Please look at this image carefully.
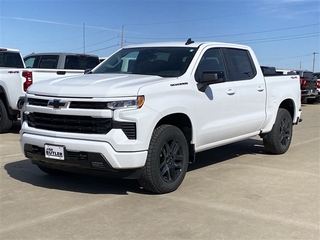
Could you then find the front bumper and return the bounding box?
[21,132,148,175]
[301,88,318,98]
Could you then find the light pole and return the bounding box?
[313,52,318,72]
[83,23,86,54]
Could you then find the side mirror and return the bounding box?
[197,71,225,92]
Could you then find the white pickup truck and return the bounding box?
[0,47,27,132]
[24,52,100,78]
[20,40,302,193]
[0,48,99,132]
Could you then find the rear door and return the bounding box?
[222,48,266,136]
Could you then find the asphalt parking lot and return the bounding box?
[0,103,319,240]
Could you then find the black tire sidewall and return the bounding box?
[263,108,293,154]
[0,99,13,133]
[276,109,292,153]
[144,125,189,193]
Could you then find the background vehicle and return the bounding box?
[261,66,278,76]
[0,49,100,133]
[0,47,26,132]
[275,68,296,75]
[313,72,320,96]
[24,52,100,82]
[295,70,318,104]
[276,68,318,104]
[24,52,99,70]
[20,41,302,193]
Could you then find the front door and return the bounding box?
[193,48,238,150]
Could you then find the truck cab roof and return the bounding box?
[123,41,250,50]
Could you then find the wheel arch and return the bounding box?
[0,86,10,113]
[0,86,18,118]
[261,98,297,136]
[0,85,8,104]
[155,113,195,163]
[279,98,295,121]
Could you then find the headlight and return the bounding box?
[107,96,145,110]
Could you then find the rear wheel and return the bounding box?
[0,99,13,133]
[139,125,189,194]
[263,108,293,154]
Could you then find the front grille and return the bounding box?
[28,98,49,106]
[26,112,136,139]
[27,112,112,134]
[70,101,108,109]
[28,98,108,110]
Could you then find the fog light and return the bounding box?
[91,162,105,169]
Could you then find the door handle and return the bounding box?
[227,89,236,95]
[257,86,264,92]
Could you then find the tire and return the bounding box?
[263,108,293,154]
[0,99,13,133]
[37,165,64,175]
[139,125,189,194]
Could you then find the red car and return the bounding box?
[313,72,320,95]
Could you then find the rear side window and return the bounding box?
[223,48,257,81]
[24,55,59,68]
[65,55,99,70]
[302,71,315,80]
[0,52,24,68]
[24,56,37,68]
[313,73,320,79]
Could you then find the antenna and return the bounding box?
[185,38,194,45]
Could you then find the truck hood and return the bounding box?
[27,73,165,97]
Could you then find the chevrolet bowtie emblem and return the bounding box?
[48,99,66,109]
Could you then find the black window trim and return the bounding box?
[221,48,257,81]
[194,47,230,82]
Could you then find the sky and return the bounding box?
[0,0,319,72]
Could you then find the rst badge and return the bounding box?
[45,144,65,160]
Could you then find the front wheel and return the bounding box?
[139,125,189,194]
[263,108,293,154]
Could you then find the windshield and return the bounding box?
[93,47,197,77]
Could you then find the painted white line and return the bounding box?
[291,137,320,147]
[2,153,24,158]
[168,196,319,230]
[0,195,123,234]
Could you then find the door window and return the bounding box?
[223,48,256,81]
[195,48,226,82]
[24,55,59,68]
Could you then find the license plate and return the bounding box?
[45,144,65,160]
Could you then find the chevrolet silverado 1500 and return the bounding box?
[20,40,302,193]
